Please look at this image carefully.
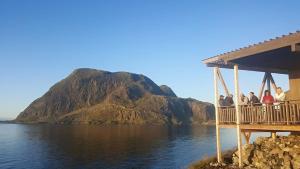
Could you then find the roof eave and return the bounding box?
[203,31,300,66]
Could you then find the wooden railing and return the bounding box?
[218,107,236,123]
[218,100,300,125]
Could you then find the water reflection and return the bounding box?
[0,124,243,169]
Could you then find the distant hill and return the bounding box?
[15,68,214,125]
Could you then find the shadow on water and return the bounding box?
[0,124,233,169]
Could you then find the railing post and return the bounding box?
[234,65,243,167]
[285,102,290,125]
[214,67,222,163]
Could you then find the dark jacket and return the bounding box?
[250,95,260,104]
[224,96,234,106]
[219,99,226,107]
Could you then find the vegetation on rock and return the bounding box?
[15,68,214,125]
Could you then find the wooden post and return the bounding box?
[271,132,277,139]
[234,65,243,167]
[269,73,277,137]
[214,67,222,163]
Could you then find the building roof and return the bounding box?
[203,31,300,74]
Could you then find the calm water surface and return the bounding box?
[0,124,265,169]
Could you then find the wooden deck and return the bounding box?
[218,101,300,132]
[219,124,300,132]
[203,31,300,166]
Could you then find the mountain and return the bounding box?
[15,68,214,125]
[159,85,177,97]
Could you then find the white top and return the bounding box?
[239,97,249,105]
[275,92,285,102]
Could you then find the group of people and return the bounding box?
[218,87,286,107]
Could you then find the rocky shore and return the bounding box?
[190,134,300,169]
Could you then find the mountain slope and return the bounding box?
[15,68,214,125]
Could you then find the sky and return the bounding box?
[0,0,300,120]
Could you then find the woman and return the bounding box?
[239,93,249,105]
[262,90,274,105]
[262,90,274,122]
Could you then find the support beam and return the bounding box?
[214,67,222,163]
[243,132,252,144]
[217,68,230,96]
[291,43,300,52]
[267,73,271,94]
[206,62,289,74]
[222,124,300,132]
[268,73,278,92]
[258,73,268,100]
[234,65,243,167]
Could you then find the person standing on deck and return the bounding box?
[262,90,274,105]
[262,90,274,122]
[274,87,286,110]
[224,94,234,106]
[219,95,226,107]
[249,92,260,105]
[239,93,249,105]
[275,87,286,102]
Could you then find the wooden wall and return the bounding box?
[289,71,300,100]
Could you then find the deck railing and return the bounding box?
[218,100,300,125]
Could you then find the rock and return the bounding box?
[292,156,300,169]
[282,147,291,152]
[290,148,300,158]
[256,162,271,169]
[233,144,255,166]
[255,137,267,146]
[244,164,256,169]
[232,135,300,169]
[15,68,214,125]
[209,162,221,167]
[270,148,283,155]
[283,154,292,169]
[159,85,177,97]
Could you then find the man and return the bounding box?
[274,87,286,110]
[275,87,285,102]
[219,95,226,107]
[224,94,234,106]
[249,92,260,105]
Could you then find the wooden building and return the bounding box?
[203,31,300,167]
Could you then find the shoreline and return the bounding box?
[0,120,14,124]
[0,120,215,127]
[189,149,237,169]
[3,120,216,126]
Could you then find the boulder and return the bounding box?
[232,135,300,169]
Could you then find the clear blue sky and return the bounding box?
[1,0,300,119]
